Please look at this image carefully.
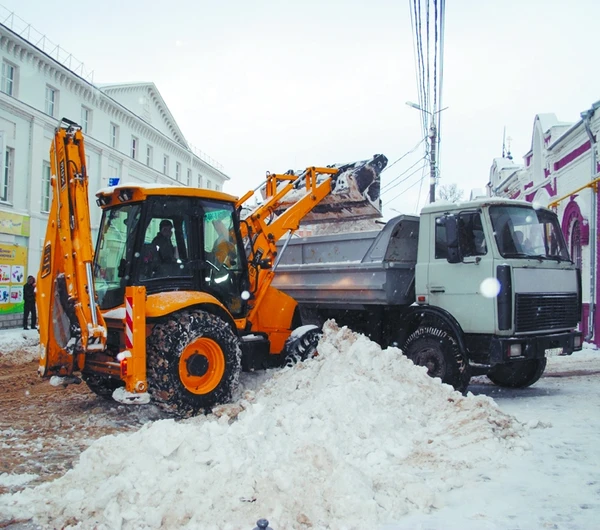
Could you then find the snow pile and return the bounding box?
[0,329,39,365]
[304,218,382,236]
[0,322,526,529]
[0,473,38,488]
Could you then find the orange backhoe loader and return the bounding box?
[37,118,386,416]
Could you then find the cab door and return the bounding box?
[202,206,249,318]
[427,210,496,334]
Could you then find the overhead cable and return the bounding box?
[382,163,428,204]
[381,157,427,193]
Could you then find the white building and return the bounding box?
[489,101,600,347]
[0,21,229,328]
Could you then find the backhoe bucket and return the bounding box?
[271,154,386,224]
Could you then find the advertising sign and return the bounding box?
[0,210,30,236]
[0,243,28,314]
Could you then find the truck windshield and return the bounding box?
[489,205,570,261]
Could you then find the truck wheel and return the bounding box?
[284,326,322,366]
[487,358,547,388]
[82,374,123,400]
[403,327,470,393]
[146,310,242,417]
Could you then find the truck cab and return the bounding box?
[417,198,582,376]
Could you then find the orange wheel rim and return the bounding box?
[179,337,225,395]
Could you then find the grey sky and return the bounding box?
[2,0,598,215]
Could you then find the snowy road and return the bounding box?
[0,328,598,529]
[393,355,600,529]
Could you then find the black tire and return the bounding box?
[284,327,322,366]
[146,310,242,417]
[403,326,470,393]
[487,358,547,388]
[82,374,123,400]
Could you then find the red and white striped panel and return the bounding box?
[125,295,133,349]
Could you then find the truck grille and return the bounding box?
[515,293,579,332]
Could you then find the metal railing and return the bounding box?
[188,142,225,172]
[0,5,94,83]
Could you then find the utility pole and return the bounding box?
[406,101,447,204]
[429,123,437,203]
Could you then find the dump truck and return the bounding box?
[37,118,385,416]
[273,199,583,391]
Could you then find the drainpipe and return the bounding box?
[581,108,597,342]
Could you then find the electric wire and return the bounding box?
[383,164,429,205]
[381,157,427,194]
[436,0,445,174]
[412,0,429,139]
[408,0,445,194]
[381,137,426,175]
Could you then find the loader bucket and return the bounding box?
[270,154,386,224]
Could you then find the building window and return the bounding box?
[1,61,16,96]
[206,179,211,190]
[187,168,192,186]
[131,136,138,159]
[175,162,181,181]
[1,147,14,202]
[110,123,119,149]
[45,85,58,117]
[42,161,51,213]
[81,107,91,134]
[197,174,202,188]
[163,155,169,175]
[215,184,221,192]
[146,145,153,167]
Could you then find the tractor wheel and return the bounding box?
[146,310,242,417]
[82,374,123,400]
[403,326,470,393]
[284,326,322,366]
[487,358,547,388]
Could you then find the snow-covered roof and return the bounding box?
[491,157,521,172]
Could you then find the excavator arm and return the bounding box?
[38,119,107,377]
[236,155,387,324]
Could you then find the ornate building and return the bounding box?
[489,101,600,346]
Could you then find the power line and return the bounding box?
[408,0,446,201]
[382,163,428,205]
[411,0,429,139]
[381,137,426,174]
[436,0,446,173]
[381,157,427,194]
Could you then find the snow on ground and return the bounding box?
[0,325,599,529]
[0,329,40,365]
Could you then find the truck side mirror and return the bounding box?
[443,215,461,264]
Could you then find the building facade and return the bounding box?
[489,101,600,346]
[0,22,229,328]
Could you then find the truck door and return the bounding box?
[427,211,495,334]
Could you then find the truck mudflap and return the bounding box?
[269,154,387,224]
[489,330,583,365]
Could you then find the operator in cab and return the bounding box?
[212,218,236,267]
[152,219,176,263]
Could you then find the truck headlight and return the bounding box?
[508,343,522,357]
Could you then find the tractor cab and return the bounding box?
[93,191,250,318]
